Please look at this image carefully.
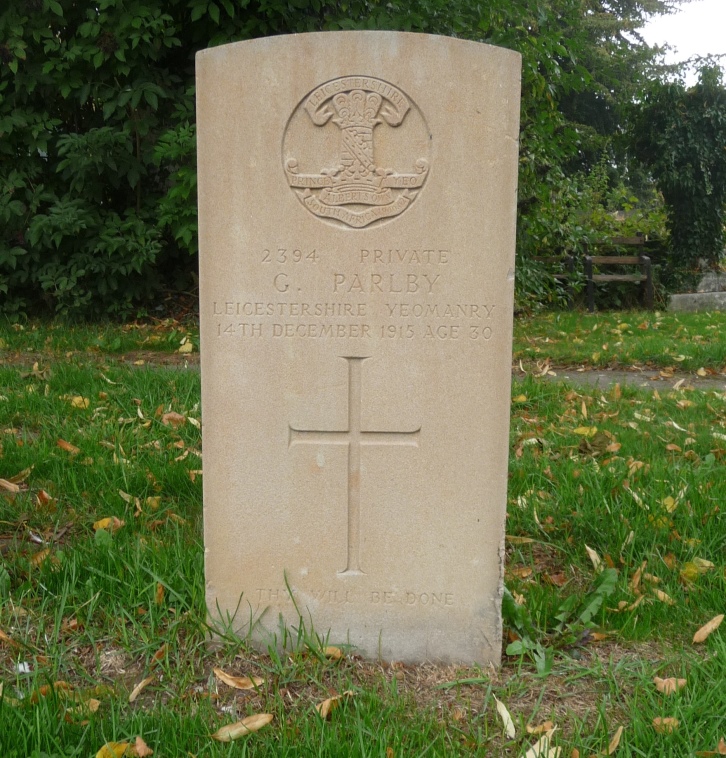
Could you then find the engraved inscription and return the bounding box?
[289,356,420,576]
[254,588,455,607]
[283,77,431,229]
[213,242,499,341]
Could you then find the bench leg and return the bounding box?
[585,257,594,313]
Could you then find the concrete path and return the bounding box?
[513,366,726,392]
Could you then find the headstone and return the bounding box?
[197,32,521,664]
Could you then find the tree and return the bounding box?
[0,0,692,316]
[630,65,726,278]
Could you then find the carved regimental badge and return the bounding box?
[283,76,431,229]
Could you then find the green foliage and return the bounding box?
[630,66,726,281]
[503,569,618,676]
[0,0,682,316]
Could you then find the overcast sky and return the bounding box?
[640,0,726,83]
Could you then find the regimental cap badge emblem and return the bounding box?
[283,76,431,229]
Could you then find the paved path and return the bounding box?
[513,367,726,392]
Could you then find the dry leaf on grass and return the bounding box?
[323,645,344,660]
[604,725,624,755]
[315,690,354,719]
[211,713,273,742]
[0,478,20,493]
[213,667,264,690]
[132,736,153,757]
[96,743,130,758]
[30,681,75,702]
[693,614,724,644]
[128,675,155,703]
[585,545,603,573]
[64,697,101,719]
[494,696,516,739]
[527,721,555,735]
[695,737,726,756]
[629,561,647,592]
[653,717,679,734]
[161,412,186,428]
[93,516,125,532]
[522,727,560,758]
[653,677,686,695]
[0,628,20,648]
[652,589,675,605]
[57,438,80,455]
[150,644,167,666]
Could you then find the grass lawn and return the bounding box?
[0,315,725,756]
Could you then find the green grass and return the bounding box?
[1,323,726,756]
[514,309,726,372]
[0,318,197,357]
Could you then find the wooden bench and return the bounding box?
[584,253,654,312]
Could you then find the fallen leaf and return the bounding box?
[64,697,101,720]
[506,536,535,545]
[652,589,675,605]
[323,645,344,660]
[178,340,194,354]
[0,628,20,648]
[315,691,354,719]
[96,743,130,758]
[653,677,686,695]
[30,681,75,702]
[154,582,165,605]
[693,614,724,644]
[8,465,33,484]
[70,396,90,409]
[606,725,624,754]
[523,727,560,758]
[494,696,516,739]
[128,675,155,703]
[0,478,20,493]
[693,557,715,572]
[695,737,726,756]
[527,721,555,735]
[161,412,186,428]
[213,668,264,690]
[36,489,54,507]
[574,426,598,437]
[93,516,125,532]
[585,544,603,573]
[151,644,167,666]
[211,713,274,741]
[544,572,568,587]
[131,736,153,757]
[511,566,533,579]
[30,548,51,567]
[630,561,647,593]
[653,717,679,734]
[57,438,80,455]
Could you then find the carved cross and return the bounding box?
[288,356,421,575]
